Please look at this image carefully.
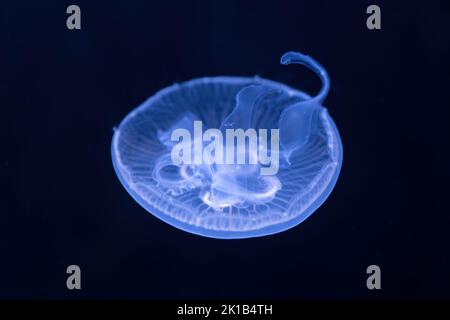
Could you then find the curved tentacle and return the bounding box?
[278,51,330,162]
[280,51,330,104]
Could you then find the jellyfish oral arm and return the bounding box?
[280,51,330,104]
[278,51,331,162]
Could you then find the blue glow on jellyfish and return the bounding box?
[111,51,343,239]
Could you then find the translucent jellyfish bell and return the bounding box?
[111,51,343,239]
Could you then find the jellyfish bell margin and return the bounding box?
[111,51,343,239]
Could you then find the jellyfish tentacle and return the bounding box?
[280,51,330,104]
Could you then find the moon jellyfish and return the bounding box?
[111,51,343,239]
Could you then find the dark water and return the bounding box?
[3,0,450,299]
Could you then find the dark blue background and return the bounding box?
[3,0,450,299]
